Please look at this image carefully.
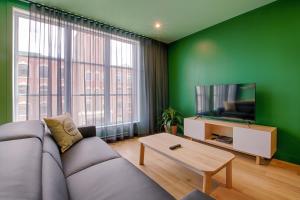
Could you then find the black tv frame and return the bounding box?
[195,83,256,124]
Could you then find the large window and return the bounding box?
[13,9,139,126]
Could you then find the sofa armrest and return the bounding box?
[78,126,96,138]
[181,190,215,200]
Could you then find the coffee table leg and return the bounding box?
[226,160,232,188]
[139,143,145,165]
[203,173,211,194]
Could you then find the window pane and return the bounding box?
[18,63,28,77]
[16,96,27,121]
[39,65,48,78]
[110,39,132,67]
[18,84,27,95]
[123,95,133,122]
[110,95,134,124]
[72,63,104,95]
[72,95,104,126]
[18,17,29,53]
[72,30,104,65]
[110,67,133,94]
[18,16,65,58]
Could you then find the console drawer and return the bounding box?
[184,118,205,141]
[233,127,271,158]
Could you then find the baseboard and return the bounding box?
[270,159,300,175]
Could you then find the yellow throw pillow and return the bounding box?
[44,113,83,153]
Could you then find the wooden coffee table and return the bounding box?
[138,133,235,193]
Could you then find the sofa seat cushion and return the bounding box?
[66,158,175,200]
[61,137,120,177]
[0,138,42,200]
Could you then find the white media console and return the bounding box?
[184,117,277,164]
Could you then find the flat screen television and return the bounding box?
[195,83,256,122]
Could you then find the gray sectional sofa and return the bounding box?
[0,120,214,200]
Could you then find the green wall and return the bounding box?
[0,0,9,124]
[0,0,28,124]
[168,0,300,164]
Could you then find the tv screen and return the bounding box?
[195,83,256,122]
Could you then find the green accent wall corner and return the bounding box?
[168,0,300,164]
[0,0,28,125]
[0,0,9,124]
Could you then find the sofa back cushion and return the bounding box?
[43,133,63,169]
[0,138,42,200]
[42,129,69,200]
[0,120,44,142]
[42,153,69,200]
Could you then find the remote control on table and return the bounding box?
[169,144,181,150]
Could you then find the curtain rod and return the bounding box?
[19,0,152,40]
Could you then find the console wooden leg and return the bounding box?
[226,160,232,188]
[139,143,145,165]
[256,156,262,165]
[203,173,211,194]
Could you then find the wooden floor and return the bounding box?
[110,137,300,200]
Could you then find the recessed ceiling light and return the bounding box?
[154,22,161,29]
